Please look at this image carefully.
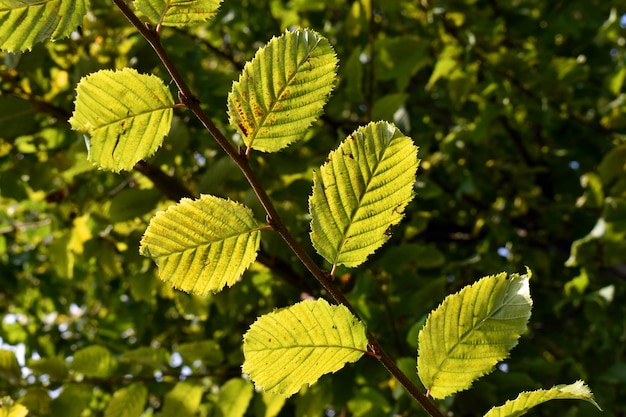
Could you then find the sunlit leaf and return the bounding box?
[483,380,601,417]
[135,0,223,27]
[140,195,262,295]
[69,68,174,172]
[309,121,419,269]
[228,29,337,152]
[243,298,368,397]
[417,269,533,399]
[0,398,28,417]
[0,0,89,52]
[104,383,147,417]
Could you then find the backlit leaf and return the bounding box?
[104,383,147,417]
[417,269,533,399]
[0,0,89,52]
[140,195,261,295]
[135,0,223,28]
[483,380,601,417]
[243,298,367,397]
[309,121,419,268]
[228,29,337,152]
[69,68,174,172]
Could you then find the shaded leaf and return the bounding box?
[243,298,367,397]
[69,68,174,172]
[483,380,601,417]
[104,383,147,417]
[71,345,117,377]
[27,357,68,380]
[140,195,261,295]
[417,270,533,399]
[0,0,89,52]
[135,0,223,27]
[177,340,223,366]
[0,350,21,383]
[309,121,419,268]
[228,29,337,152]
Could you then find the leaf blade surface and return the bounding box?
[243,298,367,397]
[417,270,533,399]
[0,0,89,52]
[140,195,261,295]
[69,68,174,172]
[483,380,601,417]
[135,0,223,27]
[228,29,337,152]
[309,121,419,268]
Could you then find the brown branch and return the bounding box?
[110,2,444,415]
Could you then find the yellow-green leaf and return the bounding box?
[417,269,533,399]
[0,398,28,417]
[69,68,174,172]
[140,195,261,295]
[135,0,223,28]
[309,121,419,269]
[228,29,337,152]
[483,380,601,417]
[0,0,89,52]
[243,299,367,397]
[104,383,147,417]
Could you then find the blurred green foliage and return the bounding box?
[1,0,625,416]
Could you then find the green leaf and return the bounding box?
[0,0,89,52]
[177,340,224,367]
[135,0,223,27]
[69,68,174,172]
[0,349,21,383]
[243,298,368,397]
[27,357,68,380]
[140,195,262,295]
[417,269,533,399]
[309,121,419,268]
[227,29,337,152]
[71,345,117,377]
[215,378,254,417]
[161,382,204,417]
[483,380,601,417]
[104,383,147,417]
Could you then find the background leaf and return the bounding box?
[69,68,174,172]
[483,380,601,417]
[227,29,337,152]
[309,121,419,268]
[70,345,117,377]
[103,383,147,417]
[417,270,533,399]
[0,0,89,52]
[140,195,262,295]
[243,298,368,397]
[161,382,204,417]
[214,378,254,417]
[135,0,223,27]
